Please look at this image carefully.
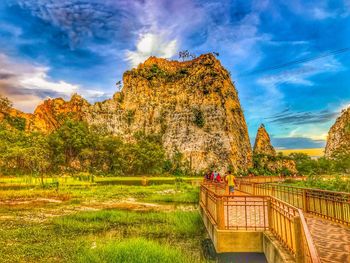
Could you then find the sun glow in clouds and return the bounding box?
[126,33,178,67]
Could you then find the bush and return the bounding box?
[192,108,205,128]
[5,115,26,131]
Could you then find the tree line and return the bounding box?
[0,119,189,176]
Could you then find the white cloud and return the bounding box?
[312,7,335,20]
[257,55,343,90]
[288,126,328,141]
[18,67,79,95]
[125,33,178,67]
[123,0,205,67]
[0,54,105,112]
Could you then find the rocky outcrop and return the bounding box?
[325,107,350,157]
[1,54,253,172]
[28,94,90,132]
[253,124,276,156]
[252,124,297,175]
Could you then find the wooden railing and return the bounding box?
[237,181,350,225]
[201,183,269,230]
[236,176,306,183]
[200,181,321,263]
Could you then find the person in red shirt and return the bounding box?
[216,173,221,183]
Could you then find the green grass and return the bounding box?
[53,210,203,237]
[0,180,200,203]
[0,209,205,263]
[0,180,206,262]
[78,238,192,263]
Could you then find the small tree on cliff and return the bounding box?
[0,95,12,113]
[179,50,196,61]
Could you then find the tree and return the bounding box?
[289,153,318,175]
[49,119,93,171]
[0,95,12,113]
[26,133,51,184]
[179,50,196,61]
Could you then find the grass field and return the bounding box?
[277,148,324,157]
[0,177,208,263]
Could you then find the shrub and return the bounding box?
[5,115,26,131]
[192,108,205,128]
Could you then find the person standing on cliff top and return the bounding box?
[225,171,236,195]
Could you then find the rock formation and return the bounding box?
[325,106,350,157]
[253,124,276,156]
[1,54,253,172]
[252,124,297,175]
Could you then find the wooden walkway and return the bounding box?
[235,178,350,263]
[201,180,350,262]
[305,214,350,263]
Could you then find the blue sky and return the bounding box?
[0,0,350,149]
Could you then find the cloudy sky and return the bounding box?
[0,0,350,149]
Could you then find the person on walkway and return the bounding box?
[210,171,214,181]
[204,171,211,180]
[225,171,235,195]
[213,170,219,181]
[215,172,221,183]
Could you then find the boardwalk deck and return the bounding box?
[235,178,350,263]
[306,214,350,263]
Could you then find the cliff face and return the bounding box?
[325,107,350,157]
[252,124,297,174]
[253,124,276,156]
[1,54,252,172]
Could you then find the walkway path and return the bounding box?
[305,214,350,263]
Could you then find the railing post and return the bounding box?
[216,197,225,229]
[267,199,273,230]
[271,186,275,197]
[294,216,305,263]
[205,189,208,207]
[302,189,308,212]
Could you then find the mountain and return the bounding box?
[325,106,350,157]
[252,124,297,175]
[253,124,276,156]
[0,54,252,172]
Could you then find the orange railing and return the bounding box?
[236,176,306,183]
[200,181,321,263]
[237,181,350,225]
[200,183,268,230]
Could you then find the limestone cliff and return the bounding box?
[1,54,253,172]
[28,94,90,132]
[252,124,297,174]
[253,124,276,156]
[325,106,350,157]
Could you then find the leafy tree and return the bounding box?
[49,119,93,171]
[179,50,196,61]
[5,115,26,131]
[288,153,318,175]
[0,95,12,113]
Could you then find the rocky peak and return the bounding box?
[30,96,90,132]
[1,54,252,172]
[253,124,276,156]
[325,106,350,157]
